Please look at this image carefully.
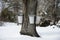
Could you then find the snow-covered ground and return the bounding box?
[0,22,60,40]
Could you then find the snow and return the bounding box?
[37,25,60,39]
[0,22,60,40]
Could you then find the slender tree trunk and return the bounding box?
[13,1,19,23]
[20,0,40,37]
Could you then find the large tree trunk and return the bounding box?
[20,0,40,37]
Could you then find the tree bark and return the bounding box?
[20,0,40,37]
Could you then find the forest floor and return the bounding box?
[0,22,60,40]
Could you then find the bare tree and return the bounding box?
[36,0,57,26]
